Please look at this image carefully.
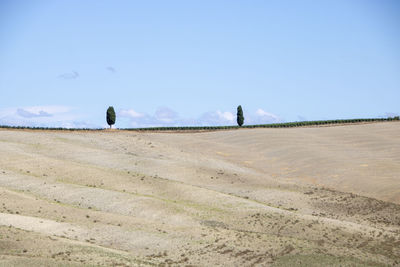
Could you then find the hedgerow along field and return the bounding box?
[0,117,398,131]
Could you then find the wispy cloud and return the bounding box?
[197,110,236,126]
[155,107,179,123]
[217,111,235,122]
[253,108,281,123]
[383,112,399,118]
[58,71,79,80]
[297,115,308,121]
[119,109,144,118]
[106,66,116,73]
[17,108,52,118]
[119,107,185,127]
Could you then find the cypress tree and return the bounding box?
[106,106,116,128]
[237,105,244,126]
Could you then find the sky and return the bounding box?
[0,0,399,128]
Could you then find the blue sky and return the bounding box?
[0,0,399,128]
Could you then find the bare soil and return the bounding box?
[0,122,399,266]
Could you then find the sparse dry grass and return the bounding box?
[0,122,399,266]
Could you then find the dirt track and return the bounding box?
[0,122,399,266]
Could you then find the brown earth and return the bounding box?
[0,122,399,266]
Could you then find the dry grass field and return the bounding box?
[0,122,399,266]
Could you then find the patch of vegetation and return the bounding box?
[272,253,388,267]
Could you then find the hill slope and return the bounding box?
[0,122,399,266]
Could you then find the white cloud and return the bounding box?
[119,109,144,118]
[120,107,191,127]
[253,108,281,123]
[23,106,71,113]
[193,110,236,126]
[17,108,52,118]
[0,105,283,129]
[119,107,182,127]
[121,108,280,128]
[256,108,279,120]
[216,111,235,122]
[0,105,97,128]
[155,107,178,123]
[120,107,237,128]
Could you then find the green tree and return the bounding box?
[237,105,244,126]
[106,106,116,128]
